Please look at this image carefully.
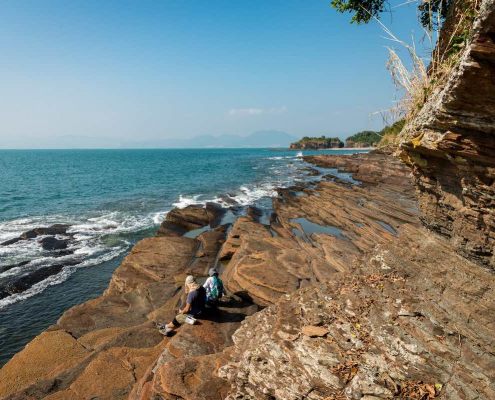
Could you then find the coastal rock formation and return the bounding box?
[398,0,495,268]
[0,205,232,400]
[218,151,418,308]
[304,149,414,189]
[219,224,495,399]
[0,224,71,246]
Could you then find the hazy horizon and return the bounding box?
[0,1,424,149]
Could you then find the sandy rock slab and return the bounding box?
[129,294,258,400]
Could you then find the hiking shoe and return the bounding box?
[159,326,173,336]
[155,322,166,330]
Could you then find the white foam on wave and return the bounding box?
[0,205,169,307]
[265,155,300,161]
[0,241,129,310]
[173,195,203,209]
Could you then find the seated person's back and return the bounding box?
[187,285,206,317]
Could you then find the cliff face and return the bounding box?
[398,0,495,268]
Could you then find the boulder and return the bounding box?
[39,237,69,251]
[0,264,65,300]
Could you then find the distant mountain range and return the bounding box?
[0,130,298,149]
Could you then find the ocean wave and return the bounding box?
[0,241,129,310]
[0,206,168,305]
[265,155,300,161]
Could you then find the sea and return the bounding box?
[0,148,367,367]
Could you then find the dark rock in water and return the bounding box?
[1,224,72,247]
[0,238,22,246]
[20,224,70,240]
[301,167,321,176]
[0,261,30,274]
[205,202,226,228]
[39,237,69,251]
[52,249,75,257]
[0,264,64,300]
[217,194,238,206]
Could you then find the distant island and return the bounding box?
[290,136,344,149]
[289,120,405,150]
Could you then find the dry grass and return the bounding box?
[369,0,482,129]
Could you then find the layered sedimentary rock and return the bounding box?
[219,224,495,399]
[398,0,495,268]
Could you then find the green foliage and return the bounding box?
[331,0,454,28]
[377,119,406,147]
[346,130,381,145]
[418,0,454,30]
[296,136,342,144]
[331,0,387,24]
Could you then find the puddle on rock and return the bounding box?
[354,222,364,227]
[291,217,348,241]
[184,225,211,238]
[218,260,230,275]
[377,221,397,235]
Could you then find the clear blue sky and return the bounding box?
[0,0,427,148]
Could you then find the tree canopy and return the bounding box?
[331,0,454,28]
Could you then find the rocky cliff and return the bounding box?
[398,0,495,269]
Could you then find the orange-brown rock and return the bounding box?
[219,224,495,399]
[0,224,229,399]
[220,152,419,306]
[157,204,226,237]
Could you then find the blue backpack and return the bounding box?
[210,276,224,300]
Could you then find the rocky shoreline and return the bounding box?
[4,149,489,399]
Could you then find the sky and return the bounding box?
[0,0,429,148]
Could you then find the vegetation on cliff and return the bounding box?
[345,130,382,147]
[377,119,406,147]
[331,0,482,148]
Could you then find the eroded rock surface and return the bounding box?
[219,224,495,400]
[220,152,418,307]
[398,0,495,268]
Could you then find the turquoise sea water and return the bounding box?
[0,148,367,366]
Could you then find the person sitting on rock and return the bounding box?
[159,275,206,336]
[203,267,226,307]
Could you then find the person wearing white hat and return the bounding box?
[159,275,206,336]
